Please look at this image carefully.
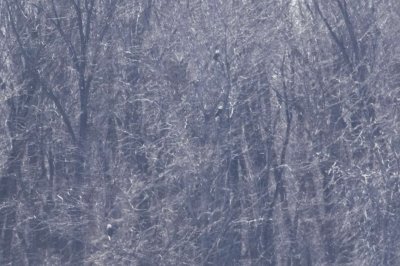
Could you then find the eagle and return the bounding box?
[215,103,224,118]
[106,224,115,240]
[213,49,220,61]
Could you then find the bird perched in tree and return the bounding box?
[0,78,5,91]
[106,224,115,240]
[213,49,220,61]
[215,103,224,119]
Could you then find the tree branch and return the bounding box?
[335,0,359,62]
[312,0,352,67]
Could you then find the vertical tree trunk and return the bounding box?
[0,89,36,264]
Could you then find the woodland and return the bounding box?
[0,0,400,265]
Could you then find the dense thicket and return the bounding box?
[0,0,399,265]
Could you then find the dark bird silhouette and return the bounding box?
[0,78,6,91]
[106,224,115,240]
[213,49,220,61]
[215,104,223,118]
